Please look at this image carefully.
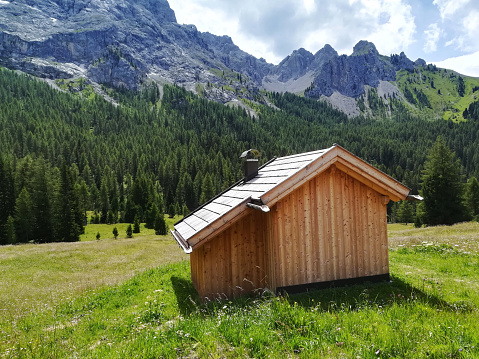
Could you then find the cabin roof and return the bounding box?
[171,144,411,253]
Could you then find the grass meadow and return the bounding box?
[1,221,478,358]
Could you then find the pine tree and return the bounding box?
[133,215,141,233]
[5,215,16,244]
[154,213,168,235]
[168,203,176,218]
[55,163,84,242]
[107,210,116,224]
[124,197,136,224]
[182,203,190,217]
[30,158,53,243]
[0,157,15,245]
[100,180,110,224]
[465,176,479,220]
[112,227,119,239]
[96,232,101,241]
[396,201,414,225]
[199,173,215,205]
[126,224,133,238]
[145,203,160,229]
[14,188,34,243]
[418,137,468,225]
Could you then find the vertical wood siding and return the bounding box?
[191,166,389,298]
[269,166,388,290]
[190,211,268,299]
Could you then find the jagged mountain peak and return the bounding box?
[1,0,454,119]
[314,44,338,57]
[352,40,379,56]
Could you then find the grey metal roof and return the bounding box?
[171,144,412,254]
[172,146,334,251]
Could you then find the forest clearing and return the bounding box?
[1,222,478,358]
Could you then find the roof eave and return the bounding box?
[170,229,192,254]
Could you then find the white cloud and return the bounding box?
[168,0,417,63]
[442,9,479,52]
[433,0,471,19]
[362,0,416,55]
[434,51,479,77]
[424,23,441,53]
[302,0,316,15]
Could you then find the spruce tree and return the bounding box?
[5,215,16,244]
[14,188,34,243]
[0,157,15,245]
[145,203,159,229]
[419,137,468,225]
[55,163,84,242]
[396,201,414,225]
[112,227,118,239]
[465,176,479,220]
[168,203,176,218]
[133,215,141,233]
[100,180,109,224]
[30,158,53,243]
[199,173,215,205]
[126,224,133,238]
[182,203,190,217]
[154,213,168,235]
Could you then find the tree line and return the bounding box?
[1,67,479,244]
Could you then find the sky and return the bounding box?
[167,0,479,77]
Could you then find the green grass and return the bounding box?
[0,216,185,321]
[81,215,180,242]
[395,68,479,122]
[388,221,479,253]
[1,222,479,358]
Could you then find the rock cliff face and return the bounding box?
[306,41,397,98]
[0,0,424,104]
[0,0,267,95]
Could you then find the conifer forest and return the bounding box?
[1,68,479,244]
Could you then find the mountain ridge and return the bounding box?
[1,0,478,120]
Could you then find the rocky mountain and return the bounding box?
[1,0,477,120]
[0,0,271,102]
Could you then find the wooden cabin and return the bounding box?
[171,145,411,300]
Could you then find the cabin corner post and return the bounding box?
[264,206,277,293]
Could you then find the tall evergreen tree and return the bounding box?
[0,157,15,245]
[14,188,34,243]
[133,215,141,233]
[30,158,53,243]
[5,216,16,245]
[199,172,215,205]
[154,212,168,235]
[418,137,468,225]
[396,201,414,225]
[99,180,110,224]
[465,176,479,220]
[126,224,133,238]
[145,203,160,229]
[55,163,84,242]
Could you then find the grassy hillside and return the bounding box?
[1,223,479,358]
[0,217,185,321]
[395,66,479,122]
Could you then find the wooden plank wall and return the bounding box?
[269,166,388,290]
[190,211,268,299]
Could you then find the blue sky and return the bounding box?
[168,0,479,76]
